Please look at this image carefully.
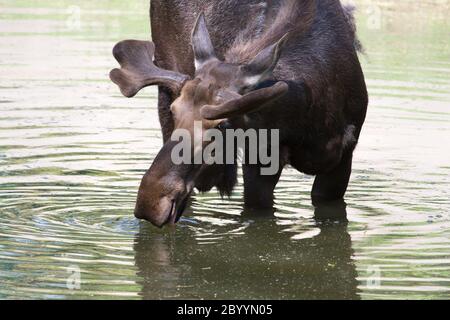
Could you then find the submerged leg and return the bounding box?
[311,152,353,203]
[243,164,283,212]
[313,199,348,221]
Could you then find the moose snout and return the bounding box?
[133,142,192,227]
[134,172,182,227]
[134,195,176,227]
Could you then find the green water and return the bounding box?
[0,0,449,299]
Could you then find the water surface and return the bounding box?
[0,0,449,299]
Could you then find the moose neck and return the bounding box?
[150,0,271,76]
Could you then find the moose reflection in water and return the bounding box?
[134,202,359,299]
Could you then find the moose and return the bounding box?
[110,0,368,227]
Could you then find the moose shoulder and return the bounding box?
[110,0,368,227]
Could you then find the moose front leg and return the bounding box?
[243,164,283,212]
[311,151,353,204]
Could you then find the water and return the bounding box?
[0,0,449,300]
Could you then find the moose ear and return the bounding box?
[191,13,218,70]
[240,33,291,87]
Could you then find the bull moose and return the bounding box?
[110,0,368,227]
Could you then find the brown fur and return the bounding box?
[226,0,316,63]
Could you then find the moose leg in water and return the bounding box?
[312,151,354,205]
[243,163,283,213]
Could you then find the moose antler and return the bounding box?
[110,40,189,98]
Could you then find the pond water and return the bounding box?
[0,0,449,299]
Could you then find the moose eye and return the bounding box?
[239,85,251,95]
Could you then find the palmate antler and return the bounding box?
[110,40,189,98]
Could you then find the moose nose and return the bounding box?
[133,205,147,221]
[134,196,175,228]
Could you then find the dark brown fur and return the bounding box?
[225,0,316,63]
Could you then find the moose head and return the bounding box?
[111,14,289,227]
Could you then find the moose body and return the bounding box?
[110,0,368,227]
